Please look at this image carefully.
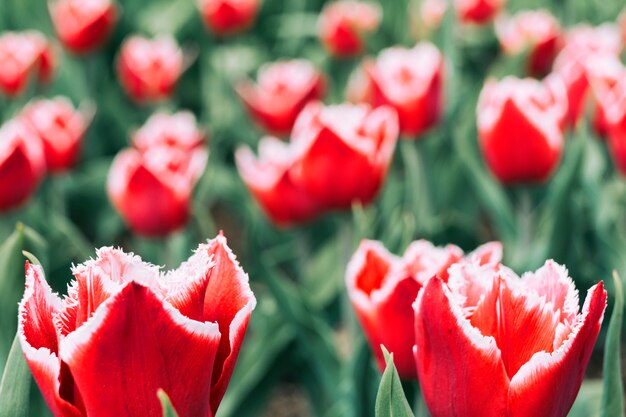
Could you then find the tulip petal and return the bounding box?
[414,277,509,417]
[18,263,84,417]
[59,282,221,417]
[202,234,256,413]
[508,282,607,417]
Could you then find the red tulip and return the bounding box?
[133,111,205,152]
[107,117,207,236]
[0,120,46,212]
[414,259,607,417]
[236,102,399,226]
[20,97,93,173]
[235,60,325,136]
[18,235,256,417]
[50,0,117,54]
[318,1,381,58]
[601,76,626,175]
[0,31,55,97]
[365,43,444,137]
[586,56,626,138]
[117,36,185,103]
[553,24,623,127]
[496,10,562,77]
[197,0,260,36]
[477,75,568,184]
[455,0,504,24]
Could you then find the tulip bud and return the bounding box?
[117,35,185,103]
[455,0,504,24]
[235,60,325,136]
[318,1,382,58]
[495,10,562,77]
[477,76,568,184]
[197,0,260,36]
[365,43,444,138]
[20,97,92,173]
[0,31,55,97]
[50,0,118,54]
[0,120,46,212]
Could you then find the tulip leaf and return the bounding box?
[375,348,415,417]
[158,390,179,417]
[600,271,624,417]
[0,335,31,417]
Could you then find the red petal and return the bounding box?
[202,234,256,414]
[508,282,607,417]
[59,282,221,417]
[414,277,509,417]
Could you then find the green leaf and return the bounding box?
[600,271,624,417]
[158,390,179,417]
[375,348,415,417]
[0,335,31,417]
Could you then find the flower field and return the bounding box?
[0,0,625,416]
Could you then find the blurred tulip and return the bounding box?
[414,259,606,417]
[50,0,117,53]
[621,10,626,44]
[19,235,256,417]
[198,0,260,36]
[0,31,55,97]
[318,1,381,58]
[117,36,185,103]
[409,0,448,37]
[365,43,444,137]
[20,97,93,173]
[236,102,398,226]
[0,120,46,212]
[602,77,626,175]
[586,56,626,138]
[496,10,562,77]
[553,24,623,127]
[455,0,504,24]
[235,60,325,136]
[108,115,207,236]
[345,66,375,104]
[477,76,567,184]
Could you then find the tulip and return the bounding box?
[318,1,381,58]
[0,31,55,97]
[236,102,399,226]
[586,56,626,138]
[50,0,118,53]
[18,235,256,417]
[0,120,46,212]
[107,119,207,236]
[602,77,626,175]
[133,111,204,152]
[455,0,504,24]
[117,36,185,103]
[345,66,375,105]
[553,24,623,127]
[20,97,92,173]
[496,10,562,77]
[414,259,607,417]
[235,60,325,136]
[477,75,568,184]
[197,0,260,36]
[365,43,444,137]
[409,0,448,37]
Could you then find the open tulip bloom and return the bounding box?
[19,235,256,417]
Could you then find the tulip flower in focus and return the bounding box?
[477,75,568,184]
[553,24,623,127]
[20,97,93,173]
[414,259,607,417]
[50,0,118,53]
[236,102,399,226]
[346,239,502,379]
[496,10,562,77]
[197,0,260,36]
[235,60,325,136]
[318,1,382,58]
[19,235,256,417]
[0,120,46,212]
[108,112,207,236]
[455,0,504,24]
[365,43,444,137]
[0,31,55,97]
[117,36,185,103]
